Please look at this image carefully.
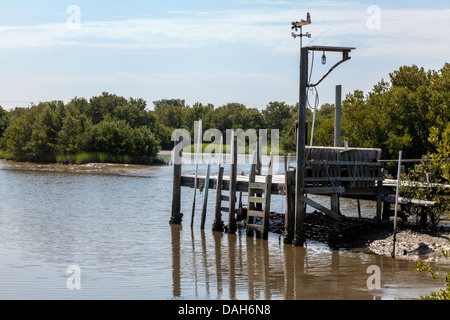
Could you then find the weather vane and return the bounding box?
[291,12,311,41]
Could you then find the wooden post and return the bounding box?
[334,85,342,148]
[357,199,362,219]
[330,192,340,247]
[170,137,183,224]
[284,154,295,244]
[212,166,225,231]
[376,181,383,222]
[190,120,202,228]
[200,162,211,229]
[227,138,238,234]
[247,152,257,238]
[294,46,308,247]
[262,152,274,239]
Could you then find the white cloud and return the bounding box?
[0,4,448,59]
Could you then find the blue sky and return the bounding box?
[0,0,449,110]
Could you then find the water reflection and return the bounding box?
[170,224,449,300]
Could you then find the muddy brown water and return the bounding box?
[0,157,448,300]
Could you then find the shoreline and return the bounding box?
[267,211,450,263]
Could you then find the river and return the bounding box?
[0,155,447,300]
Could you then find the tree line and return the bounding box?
[0,63,448,178]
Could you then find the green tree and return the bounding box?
[0,106,9,149]
[428,124,450,181]
[153,99,188,149]
[340,64,449,161]
[308,103,335,147]
[3,101,64,162]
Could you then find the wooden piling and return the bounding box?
[200,163,211,229]
[170,137,183,225]
[284,154,295,244]
[227,138,238,234]
[329,192,340,247]
[247,152,258,238]
[212,166,225,231]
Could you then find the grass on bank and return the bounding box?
[0,150,166,165]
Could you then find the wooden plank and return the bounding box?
[247,209,265,218]
[301,187,345,194]
[249,182,267,190]
[301,196,340,220]
[249,196,265,204]
[221,195,229,202]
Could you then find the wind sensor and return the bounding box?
[291,13,311,42]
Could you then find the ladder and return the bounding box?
[247,152,273,239]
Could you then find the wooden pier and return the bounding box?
[170,140,440,246]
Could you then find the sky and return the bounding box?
[0,0,449,111]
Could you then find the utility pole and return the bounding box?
[291,14,355,246]
[293,46,308,246]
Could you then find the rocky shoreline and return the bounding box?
[267,211,450,262]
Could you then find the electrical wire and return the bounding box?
[306,51,320,146]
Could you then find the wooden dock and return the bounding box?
[170,142,442,246]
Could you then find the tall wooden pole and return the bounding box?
[334,85,342,148]
[294,47,308,247]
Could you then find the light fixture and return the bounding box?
[321,51,326,65]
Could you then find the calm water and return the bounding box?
[0,157,447,300]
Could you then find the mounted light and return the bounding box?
[321,51,326,65]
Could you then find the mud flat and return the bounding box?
[268,211,450,262]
